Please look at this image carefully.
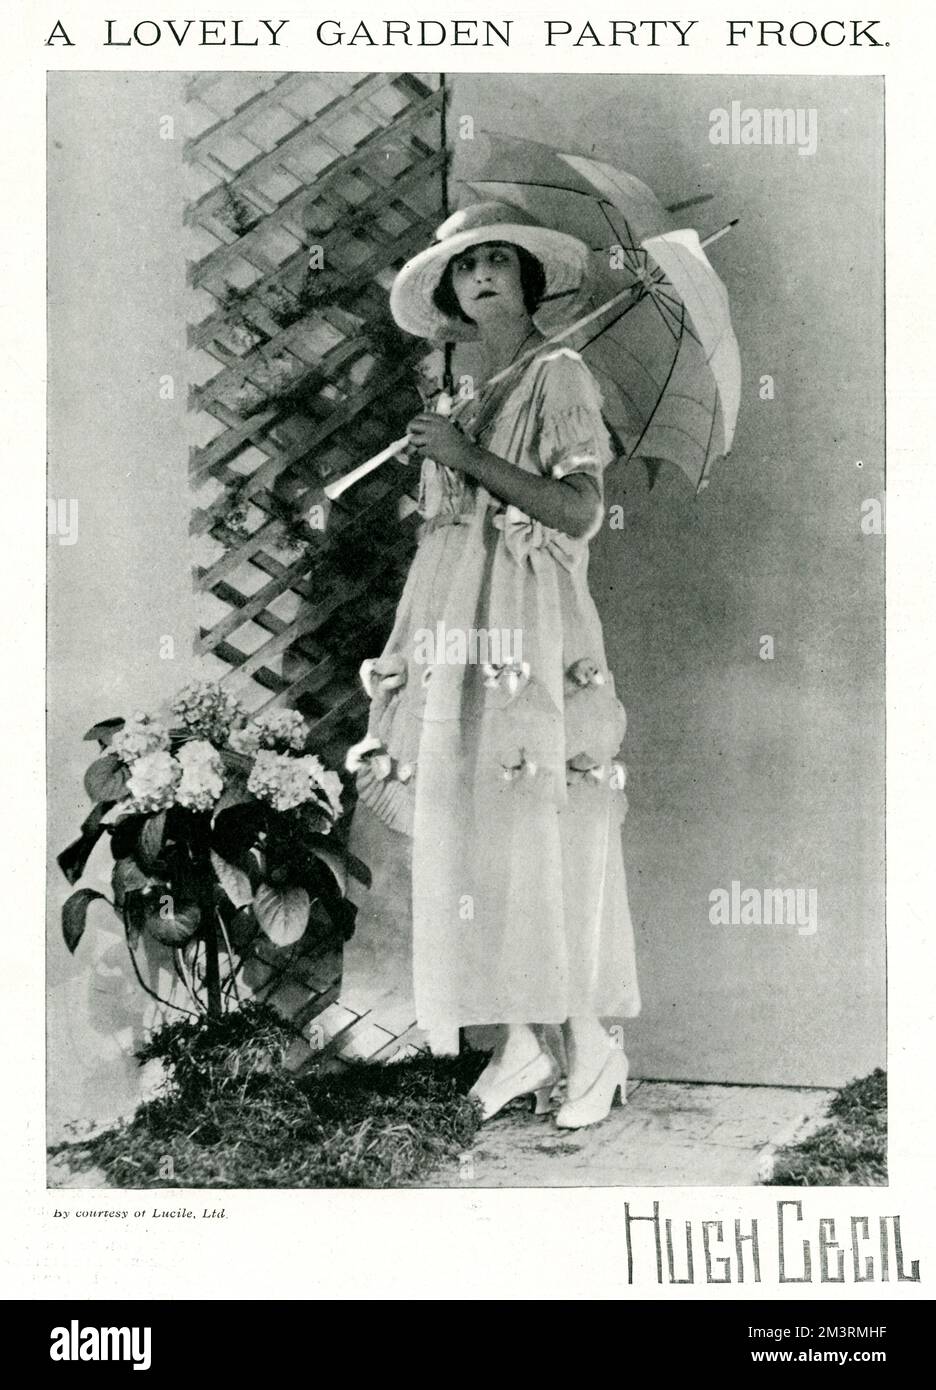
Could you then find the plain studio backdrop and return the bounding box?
[47,72,883,1138]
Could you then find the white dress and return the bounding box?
[345,348,641,1034]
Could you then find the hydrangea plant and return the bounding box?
[58,682,368,1018]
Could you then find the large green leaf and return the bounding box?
[323,895,357,943]
[290,798,333,840]
[84,753,129,804]
[123,892,147,949]
[109,812,148,861]
[212,774,253,816]
[304,861,359,943]
[57,802,113,885]
[62,888,108,953]
[245,846,266,890]
[226,904,259,952]
[305,829,370,889]
[253,883,310,947]
[211,801,266,866]
[123,887,200,948]
[83,718,126,749]
[309,846,348,898]
[344,849,371,889]
[111,856,155,910]
[210,850,253,909]
[137,811,167,871]
[147,901,201,946]
[143,891,201,947]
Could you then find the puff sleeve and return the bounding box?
[534,349,615,482]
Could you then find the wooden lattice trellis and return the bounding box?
[184,71,449,1066]
[186,70,446,770]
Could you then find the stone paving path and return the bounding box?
[411,1080,835,1188]
[48,1080,835,1190]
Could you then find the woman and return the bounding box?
[346,201,640,1128]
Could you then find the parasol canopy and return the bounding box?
[457,131,741,492]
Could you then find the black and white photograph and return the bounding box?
[44,65,888,1197]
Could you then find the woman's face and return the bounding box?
[448,242,527,326]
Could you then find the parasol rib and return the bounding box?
[622,303,688,469]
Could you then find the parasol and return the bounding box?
[323,130,740,499]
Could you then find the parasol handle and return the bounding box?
[323,392,454,502]
[323,435,410,501]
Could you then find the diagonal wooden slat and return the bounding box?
[193,347,423,531]
[186,76,441,277]
[184,73,390,218]
[184,72,331,161]
[187,146,447,352]
[195,477,415,650]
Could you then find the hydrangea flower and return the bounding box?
[227,722,262,757]
[126,750,182,813]
[248,749,341,815]
[260,709,309,751]
[176,739,224,812]
[171,681,243,745]
[230,708,309,755]
[111,716,171,764]
[248,750,301,812]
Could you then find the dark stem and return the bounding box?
[124,926,198,1019]
[216,909,242,1006]
[190,813,223,1019]
[201,904,222,1021]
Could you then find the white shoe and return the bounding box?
[554,1049,629,1130]
[469,1050,559,1122]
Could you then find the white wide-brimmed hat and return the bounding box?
[389,201,590,343]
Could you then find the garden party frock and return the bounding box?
[350,345,641,1034]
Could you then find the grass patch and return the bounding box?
[49,1004,486,1189]
[762,1069,887,1186]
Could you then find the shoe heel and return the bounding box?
[532,1085,554,1115]
[615,1054,629,1108]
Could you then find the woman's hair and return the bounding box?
[432,241,547,325]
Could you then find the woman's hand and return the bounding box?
[406,413,476,473]
[407,413,602,539]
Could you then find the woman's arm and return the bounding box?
[406,413,602,540]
